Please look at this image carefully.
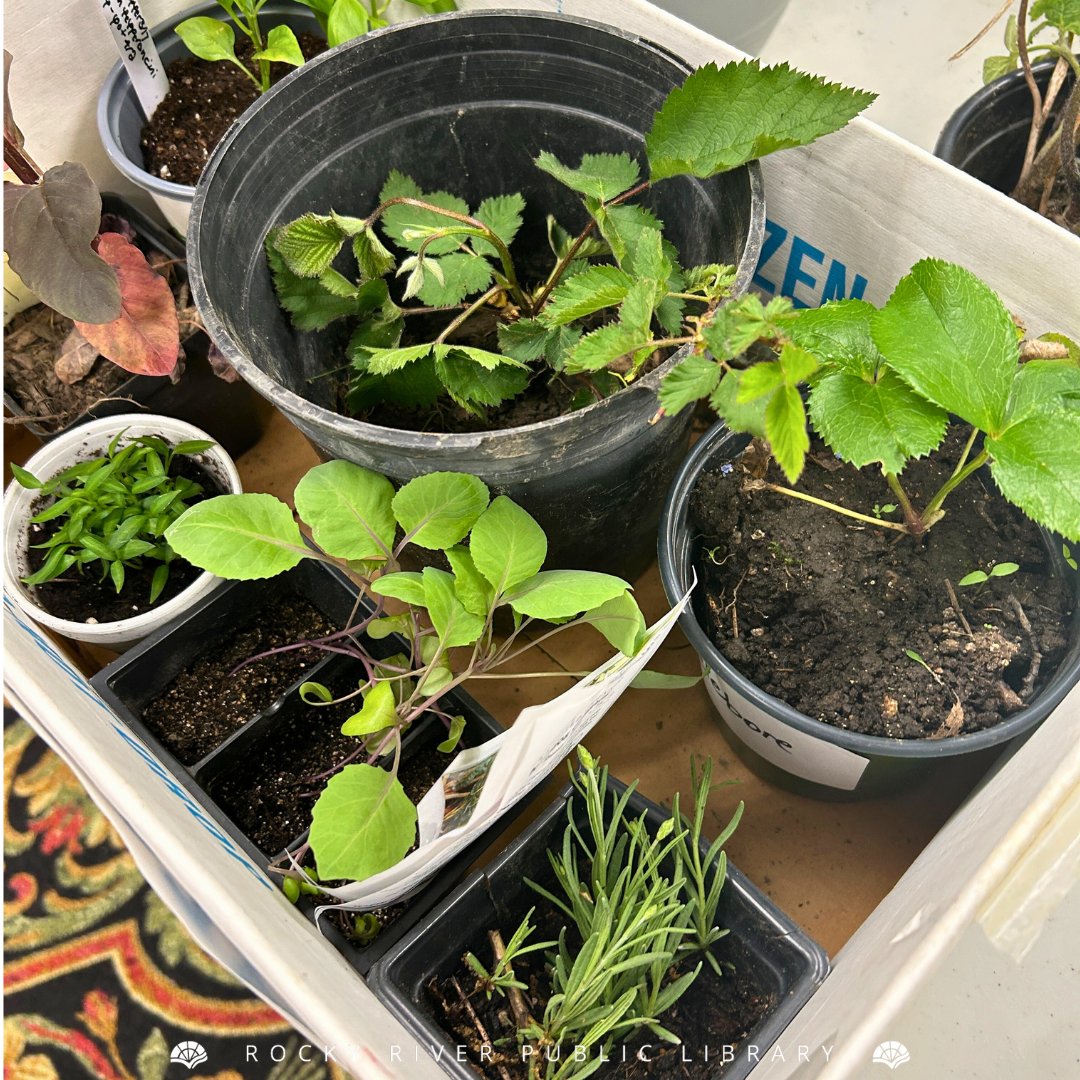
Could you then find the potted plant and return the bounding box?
[186,10,873,578]
[655,258,1080,798]
[97,0,453,232]
[368,748,829,1078]
[3,414,242,650]
[937,1,1077,231]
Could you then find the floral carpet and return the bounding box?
[3,713,351,1080]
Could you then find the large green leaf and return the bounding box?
[294,460,396,561]
[765,384,809,484]
[165,494,307,579]
[326,0,370,46]
[808,369,948,474]
[507,570,630,620]
[534,151,641,202]
[379,171,470,255]
[472,193,526,258]
[414,252,493,306]
[872,259,1018,437]
[266,232,359,331]
[435,351,530,411]
[1005,360,1080,424]
[175,16,238,64]
[370,571,426,606]
[593,203,663,271]
[272,213,346,278]
[788,298,883,379]
[709,369,768,438]
[658,353,722,415]
[3,163,120,323]
[391,472,489,549]
[1031,0,1080,33]
[309,765,417,881]
[422,567,486,648]
[252,25,304,66]
[445,545,494,616]
[581,590,645,656]
[469,496,547,594]
[540,265,635,327]
[646,60,874,181]
[989,409,1080,541]
[563,323,638,374]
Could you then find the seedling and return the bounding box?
[464,907,553,1000]
[1064,543,1079,570]
[872,502,898,518]
[166,463,684,883]
[265,60,872,417]
[953,1,1079,225]
[904,648,941,683]
[958,561,1020,586]
[13,433,213,603]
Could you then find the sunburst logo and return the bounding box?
[170,1041,209,1070]
[872,1041,911,1070]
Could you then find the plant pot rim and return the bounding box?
[186,8,766,448]
[3,413,241,646]
[658,421,1080,759]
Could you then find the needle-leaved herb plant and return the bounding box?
[264,60,873,417]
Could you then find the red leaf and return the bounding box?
[74,233,179,377]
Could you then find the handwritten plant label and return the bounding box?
[97,0,169,117]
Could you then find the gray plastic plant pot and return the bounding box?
[186,10,765,580]
[657,423,1080,801]
[651,0,792,54]
[368,778,829,1079]
[96,1,323,234]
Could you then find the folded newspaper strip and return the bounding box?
[313,586,693,911]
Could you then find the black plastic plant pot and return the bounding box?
[187,11,765,580]
[935,60,1070,191]
[657,423,1080,801]
[368,778,829,1080]
[3,195,270,457]
[91,559,516,974]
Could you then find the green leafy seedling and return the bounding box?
[958,561,1020,586]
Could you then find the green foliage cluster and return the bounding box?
[468,749,741,1080]
[13,433,214,604]
[658,258,1080,543]
[176,0,455,93]
[265,60,873,416]
[166,463,674,883]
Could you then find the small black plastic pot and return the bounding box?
[3,194,270,457]
[369,778,829,1079]
[658,423,1080,801]
[187,11,764,579]
[91,559,517,974]
[935,60,1071,191]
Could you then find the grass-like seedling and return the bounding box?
[13,433,214,604]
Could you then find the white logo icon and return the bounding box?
[872,1041,911,1070]
[170,1041,209,1070]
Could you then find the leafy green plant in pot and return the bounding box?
[186,10,874,578]
[165,460,686,902]
[656,257,1080,798]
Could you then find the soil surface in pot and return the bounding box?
[24,454,221,625]
[690,430,1075,738]
[427,894,773,1079]
[141,594,336,765]
[142,35,325,186]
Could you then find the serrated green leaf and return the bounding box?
[618,279,660,339]
[423,567,486,648]
[473,193,526,258]
[709,370,768,438]
[541,265,634,327]
[347,357,441,413]
[392,471,489,549]
[309,764,417,881]
[702,293,796,359]
[469,495,548,595]
[327,0,370,46]
[272,213,346,278]
[294,460,396,561]
[592,202,663,270]
[788,298,883,379]
[779,341,819,384]
[317,267,359,298]
[658,353,721,415]
[165,494,307,579]
[341,680,398,736]
[379,172,470,255]
[353,227,396,280]
[1031,0,1080,33]
[983,55,1016,84]
[737,361,784,402]
[872,259,1018,436]
[765,383,809,483]
[370,571,426,606]
[647,60,874,180]
[365,343,438,374]
[1006,359,1080,423]
[535,151,641,202]
[266,232,358,330]
[563,323,639,374]
[252,24,304,66]
[435,351,530,412]
[808,369,948,473]
[415,252,493,306]
[989,408,1080,540]
[581,590,646,655]
[508,570,630,620]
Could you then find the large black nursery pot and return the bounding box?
[369,778,829,1079]
[187,11,764,580]
[3,195,270,457]
[658,423,1080,801]
[935,60,1071,191]
[91,559,516,975]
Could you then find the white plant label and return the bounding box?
[97,0,169,116]
[314,587,694,911]
[705,669,869,791]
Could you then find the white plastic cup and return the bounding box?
[4,414,242,651]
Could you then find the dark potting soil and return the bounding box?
[428,898,772,1079]
[141,35,326,186]
[141,595,336,766]
[24,455,220,625]
[689,430,1075,738]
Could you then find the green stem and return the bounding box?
[757,481,911,533]
[884,472,925,536]
[921,449,991,525]
[436,285,503,344]
[949,427,979,480]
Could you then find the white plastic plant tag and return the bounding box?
[314,587,694,911]
[704,669,869,790]
[96,0,169,117]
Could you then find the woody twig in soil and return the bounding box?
[450,975,513,1080]
[944,578,975,639]
[1007,593,1042,698]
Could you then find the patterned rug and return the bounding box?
[3,713,351,1080]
